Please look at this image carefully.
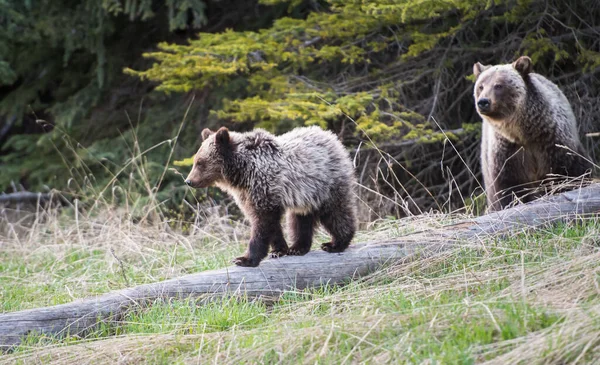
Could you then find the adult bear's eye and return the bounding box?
[493,84,502,90]
[478,85,484,91]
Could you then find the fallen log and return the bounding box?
[1,183,600,350]
[0,192,52,204]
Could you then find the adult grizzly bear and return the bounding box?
[185,126,357,267]
[473,56,591,211]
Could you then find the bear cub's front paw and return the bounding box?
[321,242,345,253]
[287,245,310,256]
[270,248,288,258]
[233,256,260,267]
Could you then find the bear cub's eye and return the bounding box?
[478,85,484,91]
[493,84,502,90]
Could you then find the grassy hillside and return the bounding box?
[2,200,600,364]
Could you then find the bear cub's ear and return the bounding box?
[215,127,230,146]
[513,56,532,76]
[201,128,214,141]
[473,62,491,79]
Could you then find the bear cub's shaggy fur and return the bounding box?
[473,56,591,211]
[185,126,357,267]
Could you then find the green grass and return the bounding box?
[0,245,245,312]
[2,210,600,364]
[0,212,248,312]
[121,298,268,334]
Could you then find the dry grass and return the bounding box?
[0,201,248,311]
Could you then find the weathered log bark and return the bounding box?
[1,183,600,350]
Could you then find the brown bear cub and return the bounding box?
[473,56,591,211]
[185,126,357,267]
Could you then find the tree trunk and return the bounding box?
[1,183,600,350]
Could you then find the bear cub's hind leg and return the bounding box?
[319,204,355,253]
[287,213,315,256]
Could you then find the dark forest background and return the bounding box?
[1,0,599,219]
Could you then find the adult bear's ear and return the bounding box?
[473,62,491,79]
[201,128,214,141]
[513,56,532,76]
[215,127,230,146]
